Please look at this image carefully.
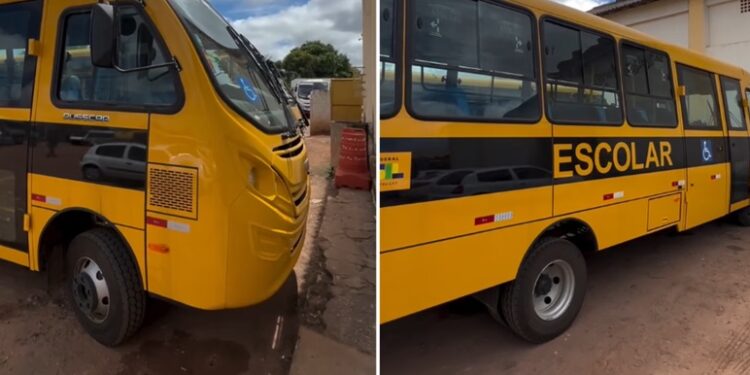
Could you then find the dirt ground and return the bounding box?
[0,135,355,375]
[382,220,750,375]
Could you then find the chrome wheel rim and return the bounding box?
[532,259,575,321]
[72,257,111,323]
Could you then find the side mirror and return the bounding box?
[90,4,115,68]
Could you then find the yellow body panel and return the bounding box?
[0,246,28,267]
[648,193,682,231]
[381,186,551,251]
[381,0,750,323]
[0,0,310,312]
[31,175,145,229]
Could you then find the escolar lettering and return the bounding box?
[554,141,673,178]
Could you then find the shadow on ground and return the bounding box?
[0,263,299,375]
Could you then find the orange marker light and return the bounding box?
[148,244,170,254]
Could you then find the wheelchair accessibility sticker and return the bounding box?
[702,140,713,163]
[239,78,259,102]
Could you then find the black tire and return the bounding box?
[83,166,102,181]
[66,228,146,347]
[736,207,750,227]
[499,238,587,343]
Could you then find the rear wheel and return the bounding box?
[500,238,586,343]
[66,228,145,346]
[736,207,750,227]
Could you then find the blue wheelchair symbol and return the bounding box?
[239,78,258,102]
[702,140,713,162]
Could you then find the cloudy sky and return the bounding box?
[212,0,363,66]
[211,0,613,67]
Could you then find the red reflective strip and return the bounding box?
[146,217,167,228]
[31,194,45,202]
[672,181,679,187]
[474,216,494,226]
[603,193,614,201]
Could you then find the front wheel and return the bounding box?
[66,228,146,346]
[500,238,587,343]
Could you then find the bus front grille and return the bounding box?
[273,136,305,159]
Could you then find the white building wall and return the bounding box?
[600,0,750,72]
[605,0,689,47]
[706,0,750,71]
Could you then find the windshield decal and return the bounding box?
[239,77,259,102]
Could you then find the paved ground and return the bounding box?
[0,135,375,374]
[292,134,376,373]
[382,219,750,375]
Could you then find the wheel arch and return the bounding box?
[525,217,598,265]
[36,208,141,281]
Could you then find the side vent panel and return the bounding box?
[147,164,198,219]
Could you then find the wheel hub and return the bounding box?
[71,257,111,323]
[532,260,575,321]
[74,273,98,312]
[535,274,553,296]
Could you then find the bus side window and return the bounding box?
[408,0,539,122]
[621,44,677,127]
[677,65,721,130]
[380,0,398,118]
[720,77,746,130]
[57,6,179,108]
[542,20,622,125]
[0,2,40,108]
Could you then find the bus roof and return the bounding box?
[513,0,746,79]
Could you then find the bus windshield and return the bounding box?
[168,0,294,134]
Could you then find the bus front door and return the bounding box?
[719,77,750,209]
[0,0,42,257]
[677,65,730,229]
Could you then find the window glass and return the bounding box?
[679,66,720,129]
[621,44,676,127]
[128,146,147,162]
[381,0,398,118]
[543,21,622,124]
[96,145,126,158]
[477,169,512,183]
[0,2,40,108]
[647,52,672,97]
[721,77,746,130]
[58,8,178,107]
[170,0,295,133]
[514,167,549,179]
[437,171,471,185]
[622,45,648,95]
[478,2,534,78]
[410,0,539,122]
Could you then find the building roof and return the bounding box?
[589,0,660,16]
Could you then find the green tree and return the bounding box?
[281,41,354,80]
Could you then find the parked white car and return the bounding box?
[80,143,146,183]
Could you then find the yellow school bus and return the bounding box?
[0,0,309,346]
[380,0,750,342]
